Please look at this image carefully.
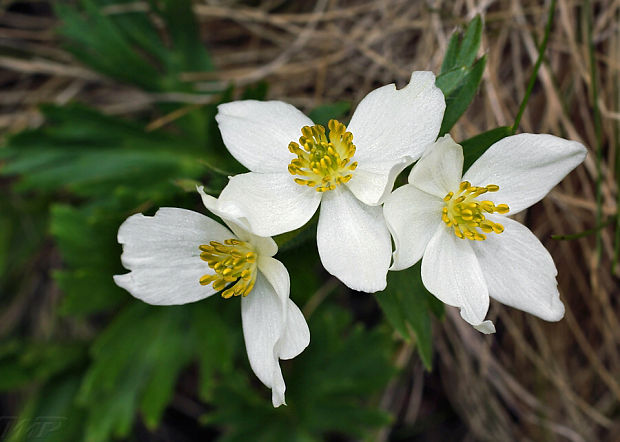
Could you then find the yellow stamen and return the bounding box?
[198,238,258,298]
[442,182,509,241]
[288,119,357,192]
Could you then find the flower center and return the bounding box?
[288,119,358,192]
[198,239,257,298]
[442,181,510,241]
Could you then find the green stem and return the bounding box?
[552,216,616,241]
[585,0,604,261]
[511,0,557,134]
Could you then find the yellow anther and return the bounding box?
[198,238,258,299]
[442,181,510,241]
[495,204,510,214]
[288,119,357,192]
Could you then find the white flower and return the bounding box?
[213,71,445,292]
[113,189,310,407]
[383,134,587,333]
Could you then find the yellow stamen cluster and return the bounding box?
[198,239,257,299]
[442,181,510,241]
[288,119,358,192]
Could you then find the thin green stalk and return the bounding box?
[552,216,616,241]
[511,0,557,134]
[586,0,604,260]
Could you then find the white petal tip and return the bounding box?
[473,320,496,334]
[272,391,286,408]
[542,299,565,322]
[348,278,387,294]
[112,274,127,289]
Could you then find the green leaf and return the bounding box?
[75,300,239,441]
[461,126,512,173]
[308,102,351,127]
[376,263,442,370]
[0,340,87,391]
[4,376,85,442]
[54,0,214,92]
[206,307,394,441]
[50,204,127,315]
[436,16,485,135]
[454,16,483,68]
[440,16,482,74]
[438,56,486,136]
[2,104,206,201]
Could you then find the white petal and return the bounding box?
[383,185,444,271]
[241,273,287,407]
[277,299,310,360]
[463,134,587,214]
[347,71,445,167]
[408,134,463,198]
[197,186,278,257]
[257,256,290,307]
[114,208,232,305]
[421,226,493,331]
[216,100,314,173]
[471,215,564,321]
[345,157,411,206]
[216,172,322,237]
[317,187,391,292]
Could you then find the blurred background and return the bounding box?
[0,0,618,441]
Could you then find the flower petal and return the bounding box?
[463,133,587,214]
[257,256,310,360]
[216,100,314,173]
[345,157,411,206]
[347,71,445,167]
[241,272,287,407]
[197,186,278,257]
[278,300,310,360]
[471,215,564,321]
[257,256,289,306]
[216,172,322,237]
[383,185,444,271]
[114,208,232,305]
[408,134,463,198]
[317,187,391,292]
[421,226,494,332]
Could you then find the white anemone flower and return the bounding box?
[383,134,587,333]
[213,71,445,292]
[113,188,310,407]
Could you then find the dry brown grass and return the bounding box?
[1,0,618,440]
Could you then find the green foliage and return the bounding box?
[0,340,87,391]
[436,16,486,135]
[0,194,48,285]
[461,126,512,172]
[308,101,351,126]
[2,104,208,202]
[5,376,85,442]
[206,307,394,441]
[77,301,238,441]
[54,0,213,92]
[50,203,128,315]
[376,263,443,370]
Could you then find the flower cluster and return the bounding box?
[114,71,586,406]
